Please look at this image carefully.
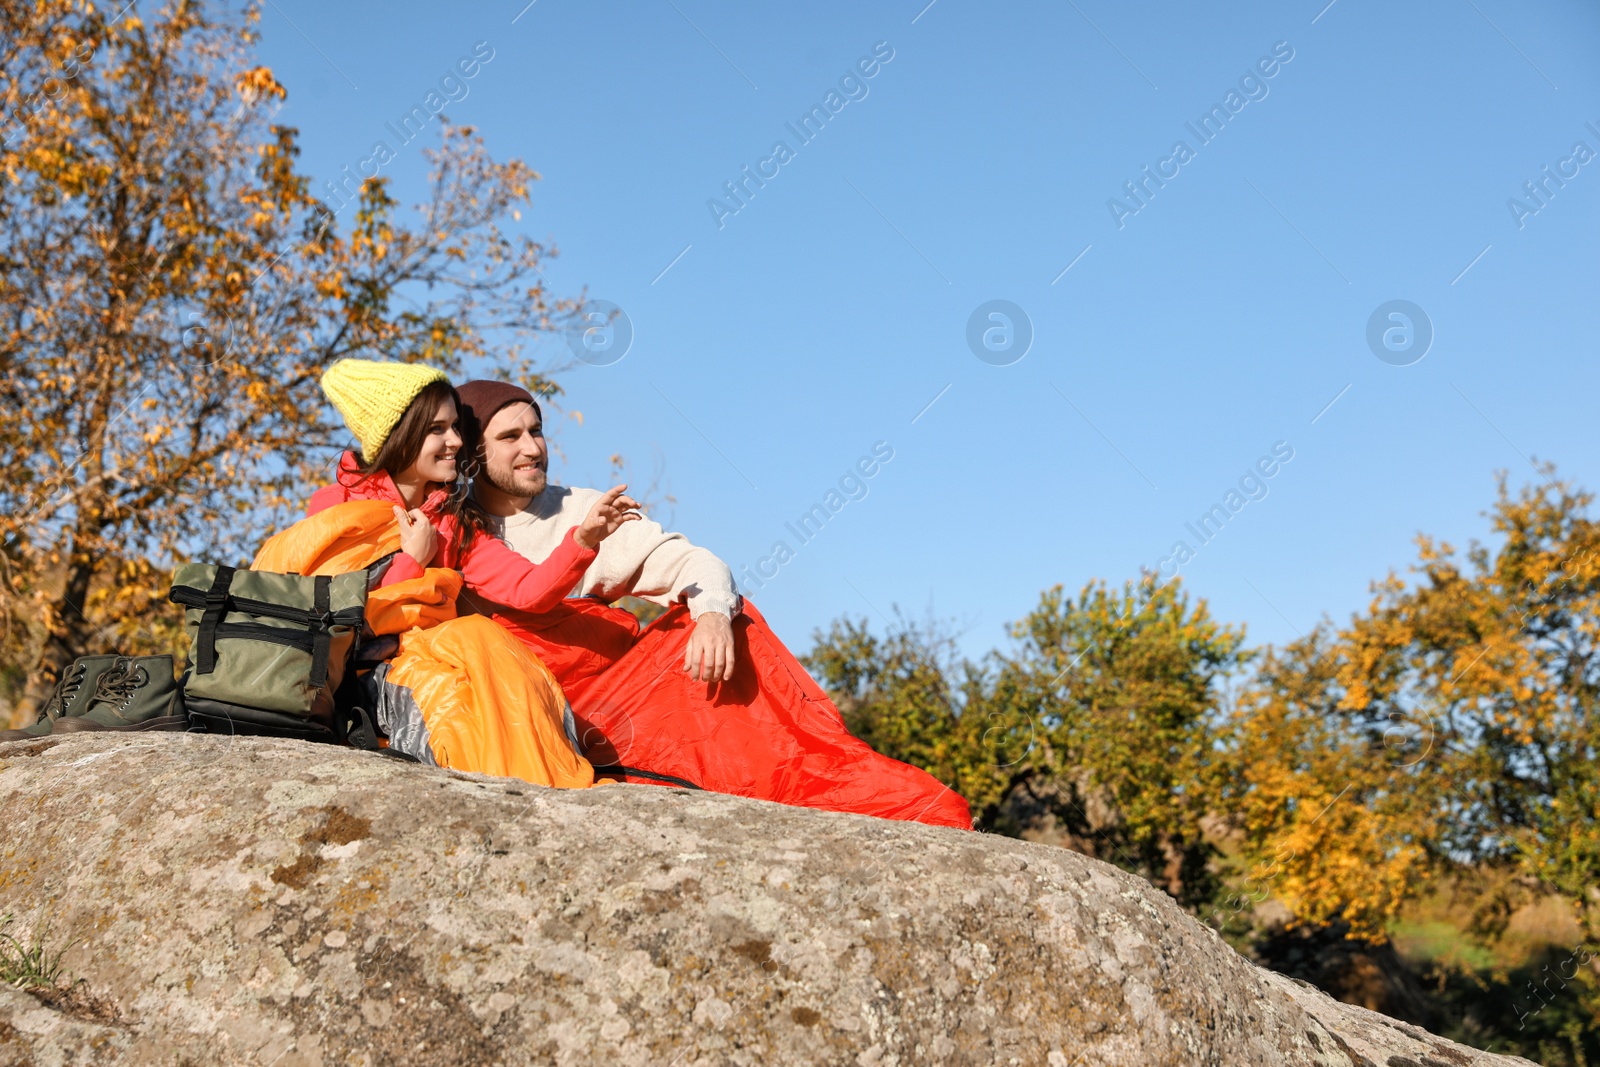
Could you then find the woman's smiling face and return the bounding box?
[398,397,463,487]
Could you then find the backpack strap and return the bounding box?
[331,667,379,751]
[344,703,380,752]
[195,566,236,676]
[307,575,333,690]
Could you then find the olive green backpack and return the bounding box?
[168,563,375,745]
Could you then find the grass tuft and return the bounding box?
[0,912,74,991]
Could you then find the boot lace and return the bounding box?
[39,661,89,722]
[90,659,149,715]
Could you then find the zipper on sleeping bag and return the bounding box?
[591,765,703,790]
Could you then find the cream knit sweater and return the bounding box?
[485,484,740,620]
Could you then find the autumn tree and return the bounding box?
[1223,471,1600,947]
[805,575,1247,908]
[0,0,578,725]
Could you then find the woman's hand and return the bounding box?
[574,485,641,549]
[394,506,438,568]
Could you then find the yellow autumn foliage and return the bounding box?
[0,0,578,723]
[1226,472,1600,942]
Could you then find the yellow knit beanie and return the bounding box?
[320,359,450,462]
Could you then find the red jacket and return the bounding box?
[307,452,597,615]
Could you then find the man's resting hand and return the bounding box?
[574,484,641,550]
[685,611,735,682]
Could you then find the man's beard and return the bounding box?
[482,460,546,499]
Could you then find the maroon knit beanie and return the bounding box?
[456,380,542,442]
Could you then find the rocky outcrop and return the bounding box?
[0,735,1539,1067]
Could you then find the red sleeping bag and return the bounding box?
[490,599,972,829]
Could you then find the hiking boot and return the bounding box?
[0,655,121,742]
[51,655,187,733]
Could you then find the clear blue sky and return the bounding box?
[255,0,1600,660]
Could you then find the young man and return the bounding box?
[456,380,739,685]
[456,380,971,829]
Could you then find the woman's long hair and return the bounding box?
[355,378,495,545]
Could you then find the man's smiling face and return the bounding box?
[478,401,548,500]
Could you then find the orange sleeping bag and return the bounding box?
[252,501,594,789]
